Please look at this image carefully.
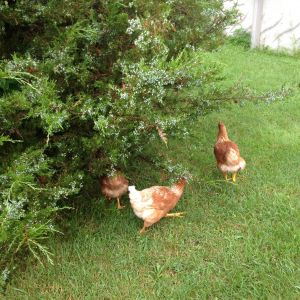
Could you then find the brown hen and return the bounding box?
[214,122,246,182]
[128,178,186,233]
[100,173,129,209]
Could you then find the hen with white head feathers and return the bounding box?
[128,178,186,233]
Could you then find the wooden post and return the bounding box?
[251,0,264,48]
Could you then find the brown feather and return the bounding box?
[156,126,168,145]
[100,174,128,199]
[214,141,240,165]
[138,178,186,227]
[214,122,246,174]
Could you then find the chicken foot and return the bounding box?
[232,172,237,182]
[222,172,228,181]
[165,212,185,217]
[116,197,125,209]
[139,221,151,234]
[139,226,147,234]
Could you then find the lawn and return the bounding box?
[5,44,300,299]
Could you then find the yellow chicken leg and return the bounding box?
[222,172,228,181]
[232,172,237,182]
[166,212,185,217]
[116,197,125,209]
[139,226,146,234]
[139,221,151,234]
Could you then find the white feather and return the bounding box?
[128,186,154,220]
[218,158,246,173]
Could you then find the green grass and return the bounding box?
[5,45,300,299]
[215,43,300,92]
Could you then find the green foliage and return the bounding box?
[0,0,238,291]
[227,28,251,49]
[4,44,300,298]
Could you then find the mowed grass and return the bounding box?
[215,44,300,91]
[6,45,300,299]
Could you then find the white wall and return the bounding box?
[227,0,300,50]
[225,0,253,34]
[260,0,300,50]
